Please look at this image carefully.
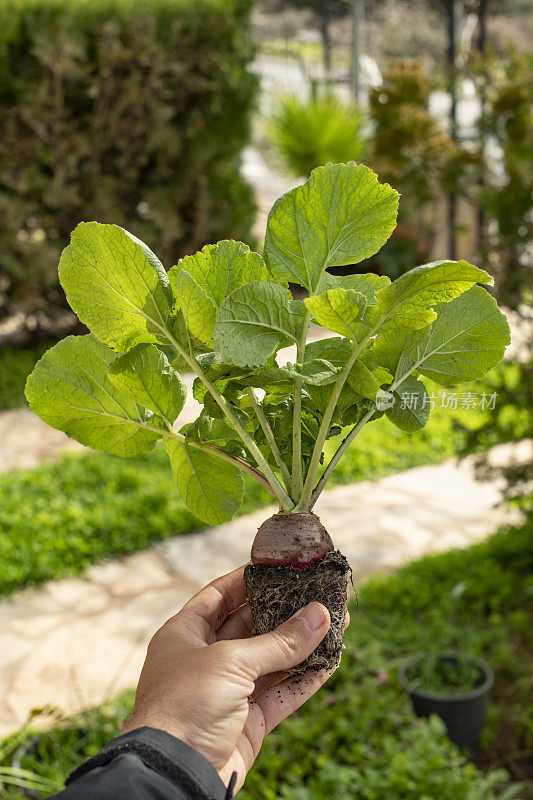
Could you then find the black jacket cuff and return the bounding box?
[66,726,232,799]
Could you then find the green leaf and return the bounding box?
[191,356,253,403]
[264,162,399,292]
[168,240,270,308]
[108,344,186,423]
[300,412,321,454]
[165,439,243,525]
[24,335,160,456]
[304,288,367,339]
[282,359,340,385]
[411,286,510,385]
[304,337,353,366]
[58,223,172,351]
[346,361,381,400]
[263,385,294,405]
[237,368,292,390]
[375,286,510,387]
[317,272,391,304]
[306,377,358,418]
[213,281,298,368]
[385,376,430,432]
[174,271,217,347]
[301,337,357,414]
[371,260,493,331]
[188,414,241,446]
[373,325,427,378]
[169,310,204,368]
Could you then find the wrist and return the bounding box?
[123,710,188,746]
[123,714,230,785]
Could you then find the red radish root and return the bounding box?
[251,512,334,569]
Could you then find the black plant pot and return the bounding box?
[398,653,494,749]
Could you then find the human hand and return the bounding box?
[123,565,349,792]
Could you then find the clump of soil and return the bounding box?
[244,550,352,675]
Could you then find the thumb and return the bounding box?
[237,602,330,678]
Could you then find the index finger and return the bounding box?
[252,666,333,735]
[180,564,249,633]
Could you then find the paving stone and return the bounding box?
[44,578,111,614]
[9,614,65,639]
[0,631,35,670]
[157,507,271,583]
[93,552,175,599]
[4,581,194,731]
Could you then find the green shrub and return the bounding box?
[476,49,533,310]
[0,0,256,315]
[264,90,368,178]
[365,60,477,281]
[0,342,53,409]
[4,520,531,799]
[455,359,533,513]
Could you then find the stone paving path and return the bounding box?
[0,441,528,738]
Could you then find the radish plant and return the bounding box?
[25,163,510,673]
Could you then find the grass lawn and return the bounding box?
[1,518,531,798]
[0,373,496,597]
[0,363,525,597]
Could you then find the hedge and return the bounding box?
[0,0,257,314]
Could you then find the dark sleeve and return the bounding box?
[49,727,237,800]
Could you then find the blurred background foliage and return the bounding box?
[0,0,531,327]
[0,0,257,318]
[476,48,533,309]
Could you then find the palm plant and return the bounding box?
[265,89,369,178]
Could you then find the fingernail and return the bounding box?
[295,602,327,631]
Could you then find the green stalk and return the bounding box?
[140,415,279,500]
[297,328,376,510]
[203,444,277,498]
[163,329,295,510]
[246,387,291,490]
[291,308,312,498]
[303,302,447,509]
[309,407,376,508]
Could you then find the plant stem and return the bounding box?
[291,308,312,498]
[163,329,295,510]
[207,444,277,497]
[309,407,375,508]
[145,417,278,500]
[297,315,381,510]
[246,387,291,490]
[297,341,362,510]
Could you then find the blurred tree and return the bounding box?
[267,0,351,73]
[369,61,476,250]
[475,49,533,310]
